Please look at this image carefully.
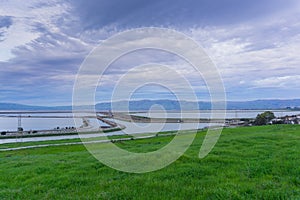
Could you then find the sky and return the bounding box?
[0,0,300,106]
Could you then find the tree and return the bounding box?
[254,111,275,125]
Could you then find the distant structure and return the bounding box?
[80,118,90,128]
[17,115,23,132]
[270,114,300,125]
[108,109,113,117]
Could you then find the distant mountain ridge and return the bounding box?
[1,99,300,111]
[0,103,70,111]
[95,99,300,110]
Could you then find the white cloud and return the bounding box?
[184,14,300,93]
[0,0,71,61]
[252,75,300,88]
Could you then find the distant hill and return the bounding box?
[95,99,300,110]
[226,99,300,110]
[1,99,300,111]
[0,103,71,111]
[0,103,51,111]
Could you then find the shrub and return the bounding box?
[254,111,275,125]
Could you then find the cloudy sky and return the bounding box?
[1,0,300,105]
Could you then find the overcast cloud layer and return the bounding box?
[0,0,300,105]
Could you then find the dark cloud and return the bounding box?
[70,0,296,30]
[0,16,13,28]
[0,16,13,41]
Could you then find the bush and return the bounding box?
[254,111,275,125]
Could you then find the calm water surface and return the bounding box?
[1,110,299,144]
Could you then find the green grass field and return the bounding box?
[0,125,300,199]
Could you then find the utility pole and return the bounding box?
[17,114,23,132]
[16,114,23,142]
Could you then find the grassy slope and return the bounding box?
[0,125,299,199]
